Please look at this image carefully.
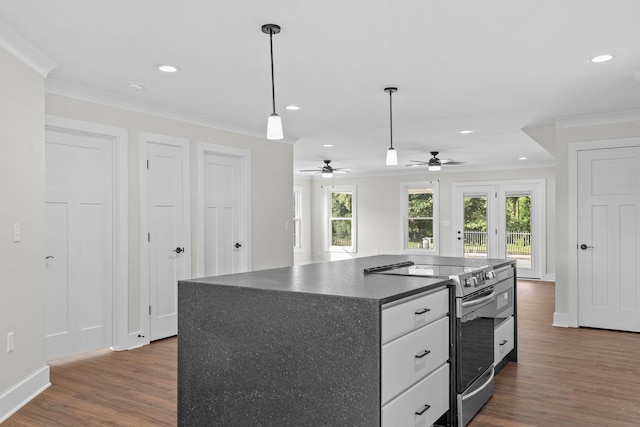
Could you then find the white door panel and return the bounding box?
[578,146,640,331]
[146,139,189,341]
[45,131,113,360]
[203,153,247,276]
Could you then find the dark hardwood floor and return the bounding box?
[5,280,640,426]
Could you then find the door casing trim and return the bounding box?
[45,115,129,352]
[138,132,191,345]
[568,137,640,328]
[195,142,252,277]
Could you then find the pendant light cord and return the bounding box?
[269,29,276,114]
[388,90,393,149]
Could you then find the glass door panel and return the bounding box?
[463,194,489,259]
[504,193,532,270]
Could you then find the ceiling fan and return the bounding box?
[407,151,466,171]
[299,160,352,177]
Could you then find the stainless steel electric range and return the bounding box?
[366,260,499,427]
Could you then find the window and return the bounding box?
[293,186,302,250]
[325,185,357,252]
[402,182,439,253]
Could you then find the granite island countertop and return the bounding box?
[182,254,513,304]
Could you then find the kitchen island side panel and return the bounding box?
[178,282,381,427]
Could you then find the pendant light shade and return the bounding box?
[262,24,283,140]
[267,113,283,140]
[384,87,398,165]
[386,147,397,165]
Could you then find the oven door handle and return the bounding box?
[461,291,496,308]
[461,368,495,401]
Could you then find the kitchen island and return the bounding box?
[177,255,515,426]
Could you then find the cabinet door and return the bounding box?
[382,363,449,427]
[382,317,449,404]
[382,289,449,343]
[495,316,515,365]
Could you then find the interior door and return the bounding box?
[203,153,247,276]
[45,130,113,360]
[147,141,189,341]
[578,146,640,332]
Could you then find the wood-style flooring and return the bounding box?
[5,280,640,426]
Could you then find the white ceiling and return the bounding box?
[3,0,640,176]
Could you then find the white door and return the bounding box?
[45,130,113,360]
[578,146,640,331]
[146,141,190,341]
[203,153,248,276]
[453,181,545,279]
[453,185,496,260]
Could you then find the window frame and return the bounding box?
[401,181,439,254]
[324,184,357,253]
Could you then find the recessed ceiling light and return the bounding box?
[286,105,301,110]
[459,130,473,134]
[519,156,527,161]
[126,81,143,91]
[157,64,179,73]
[322,144,334,148]
[589,54,614,63]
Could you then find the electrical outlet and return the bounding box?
[7,331,14,353]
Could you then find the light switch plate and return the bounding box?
[13,223,20,242]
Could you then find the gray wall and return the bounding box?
[45,93,294,336]
[296,167,556,280]
[0,47,47,411]
[1,50,294,418]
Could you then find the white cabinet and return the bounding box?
[494,316,515,365]
[381,288,450,427]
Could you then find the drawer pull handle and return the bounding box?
[415,404,431,416]
[415,349,431,359]
[499,340,508,346]
[414,308,430,315]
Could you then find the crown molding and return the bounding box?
[0,19,56,77]
[556,110,640,128]
[45,79,297,144]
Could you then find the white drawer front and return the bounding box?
[382,363,449,427]
[382,288,449,344]
[382,317,449,404]
[495,316,515,365]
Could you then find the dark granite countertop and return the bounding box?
[180,254,514,304]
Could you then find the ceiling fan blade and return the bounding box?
[299,169,321,173]
[440,159,466,165]
[332,168,352,172]
[408,160,429,164]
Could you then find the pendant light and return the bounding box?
[262,24,283,140]
[384,87,398,165]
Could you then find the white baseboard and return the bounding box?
[0,365,50,423]
[125,331,148,350]
[553,312,574,328]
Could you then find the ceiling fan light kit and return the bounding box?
[384,87,398,166]
[262,23,283,140]
[300,160,352,178]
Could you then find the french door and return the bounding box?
[453,180,545,279]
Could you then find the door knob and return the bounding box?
[579,244,593,250]
[174,247,185,254]
[235,243,242,249]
